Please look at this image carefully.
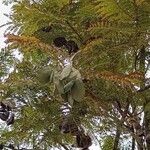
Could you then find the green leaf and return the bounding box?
[64,80,75,93]
[68,67,82,80]
[49,70,54,83]
[55,80,64,94]
[68,92,74,106]
[38,67,53,84]
[60,65,72,80]
[71,79,85,102]
[54,73,64,94]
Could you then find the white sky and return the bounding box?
[0,2,100,150]
[0,2,11,48]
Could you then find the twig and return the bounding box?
[66,20,83,43]
[0,22,13,28]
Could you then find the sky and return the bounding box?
[0,2,100,150]
[0,2,12,48]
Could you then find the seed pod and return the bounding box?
[0,144,4,149]
[53,37,67,47]
[0,111,9,121]
[64,40,79,54]
[8,144,15,149]
[0,102,11,111]
[76,132,92,150]
[0,102,7,110]
[59,119,78,135]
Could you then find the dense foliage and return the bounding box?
[0,0,150,149]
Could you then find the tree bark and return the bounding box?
[144,100,150,149]
[136,46,145,150]
[131,127,135,150]
[113,126,121,150]
[137,139,144,150]
[139,46,147,150]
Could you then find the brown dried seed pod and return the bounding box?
[53,37,67,47]
[76,132,92,150]
[0,111,9,121]
[64,40,79,54]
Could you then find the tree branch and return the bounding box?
[66,20,83,43]
[113,125,121,150]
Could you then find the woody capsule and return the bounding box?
[0,102,14,126]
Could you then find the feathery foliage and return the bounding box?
[0,0,150,149]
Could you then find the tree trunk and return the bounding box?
[132,138,135,150]
[137,46,145,150]
[137,139,144,150]
[113,126,121,150]
[131,127,135,150]
[144,100,150,149]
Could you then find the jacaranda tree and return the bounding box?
[0,0,150,149]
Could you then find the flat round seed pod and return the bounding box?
[53,37,67,47]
